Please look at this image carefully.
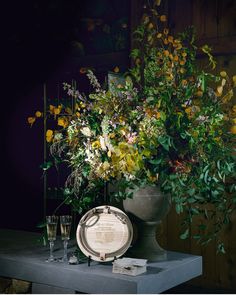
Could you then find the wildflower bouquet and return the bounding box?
[29,2,236,250]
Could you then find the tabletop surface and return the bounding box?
[0,229,202,294]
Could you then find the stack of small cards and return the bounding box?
[112,258,147,276]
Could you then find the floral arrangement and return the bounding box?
[28,2,236,251]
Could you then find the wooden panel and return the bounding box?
[217,0,236,38]
[166,207,190,254]
[192,0,218,39]
[215,211,236,290]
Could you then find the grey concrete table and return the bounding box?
[0,229,202,294]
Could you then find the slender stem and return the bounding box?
[63,240,68,262]
[49,241,54,261]
[43,84,47,220]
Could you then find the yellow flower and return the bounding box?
[176,43,182,50]
[80,102,86,108]
[58,117,68,128]
[46,130,53,143]
[230,125,236,134]
[109,133,116,139]
[233,75,236,87]
[220,71,227,78]
[156,33,162,38]
[179,68,186,74]
[160,15,167,22]
[92,140,101,149]
[113,66,119,73]
[107,150,112,158]
[232,118,236,124]
[49,104,55,113]
[49,104,62,116]
[35,111,42,118]
[217,86,223,95]
[221,78,226,86]
[222,90,233,103]
[27,117,36,126]
[232,105,236,113]
[185,107,192,114]
[54,108,61,115]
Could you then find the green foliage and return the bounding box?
[30,1,236,251]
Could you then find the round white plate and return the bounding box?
[76,205,133,262]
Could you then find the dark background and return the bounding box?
[1,0,130,231]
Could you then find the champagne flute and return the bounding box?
[60,215,72,262]
[46,215,58,262]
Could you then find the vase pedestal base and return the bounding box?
[127,221,167,262]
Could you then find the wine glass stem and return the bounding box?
[63,240,68,262]
[49,241,54,261]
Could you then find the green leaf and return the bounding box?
[198,224,206,231]
[176,203,183,214]
[217,243,226,254]
[40,161,53,171]
[180,228,189,239]
[149,158,162,165]
[187,188,195,196]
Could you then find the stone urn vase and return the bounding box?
[123,185,171,262]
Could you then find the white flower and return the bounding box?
[99,136,106,151]
[54,133,63,141]
[81,127,92,137]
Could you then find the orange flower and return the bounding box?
[156,112,161,119]
[179,60,186,65]
[35,111,42,118]
[160,15,167,22]
[168,35,173,43]
[79,67,87,74]
[163,38,168,45]
[46,130,53,143]
[163,50,169,56]
[27,117,36,126]
[163,28,169,35]
[173,55,179,62]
